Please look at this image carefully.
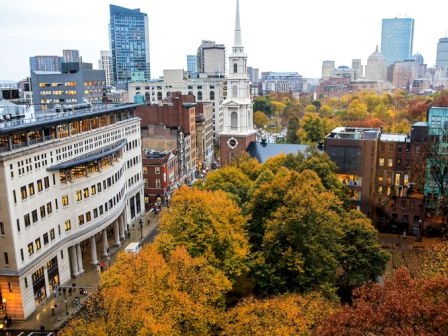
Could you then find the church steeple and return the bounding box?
[234,0,242,47]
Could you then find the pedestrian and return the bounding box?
[96,264,101,275]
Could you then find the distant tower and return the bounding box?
[196,40,226,77]
[186,55,197,75]
[381,18,414,65]
[219,0,256,166]
[322,60,335,78]
[365,46,387,81]
[99,50,114,87]
[63,49,80,63]
[352,59,363,80]
[436,37,448,68]
[109,4,151,83]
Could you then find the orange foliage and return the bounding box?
[347,118,385,128]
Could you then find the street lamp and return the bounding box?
[139,219,143,240]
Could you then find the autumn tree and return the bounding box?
[253,97,273,117]
[297,112,326,143]
[60,246,231,336]
[156,187,250,284]
[286,116,299,143]
[202,166,253,205]
[230,152,262,180]
[253,110,269,128]
[318,267,448,336]
[220,293,335,336]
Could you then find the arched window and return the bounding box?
[166,91,171,98]
[157,92,162,100]
[232,86,238,98]
[233,63,238,73]
[188,91,193,96]
[210,91,215,100]
[231,111,238,130]
[197,91,202,100]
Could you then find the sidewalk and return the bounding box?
[10,210,159,332]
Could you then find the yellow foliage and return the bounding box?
[220,293,336,336]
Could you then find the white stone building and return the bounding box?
[128,71,225,141]
[0,103,144,319]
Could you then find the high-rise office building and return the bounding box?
[62,49,80,63]
[381,18,415,65]
[322,60,335,78]
[436,37,448,68]
[29,56,62,73]
[352,59,363,80]
[109,4,150,83]
[197,40,225,77]
[186,55,197,75]
[99,50,114,87]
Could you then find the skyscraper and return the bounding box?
[109,4,150,83]
[322,60,335,78]
[436,37,448,68]
[99,50,114,87]
[29,56,62,73]
[186,55,197,75]
[197,40,226,77]
[63,49,80,63]
[381,18,415,65]
[352,59,363,80]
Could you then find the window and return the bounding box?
[394,173,401,186]
[29,183,35,196]
[231,112,238,130]
[404,174,409,186]
[3,252,8,265]
[99,205,104,215]
[377,185,383,193]
[0,222,4,235]
[93,208,98,218]
[156,179,161,188]
[44,176,50,189]
[197,91,202,100]
[83,188,89,198]
[24,214,31,227]
[20,249,24,262]
[155,167,160,174]
[35,238,41,250]
[50,229,55,240]
[62,195,69,206]
[32,210,38,223]
[13,190,17,203]
[21,186,27,200]
[24,277,28,288]
[97,182,102,192]
[64,220,71,231]
[43,233,49,245]
[91,185,96,196]
[387,159,393,167]
[37,179,43,192]
[28,242,34,256]
[76,190,82,201]
[85,211,91,222]
[40,205,46,218]
[210,90,215,100]
[379,158,384,166]
[233,63,238,73]
[378,176,383,184]
[78,214,85,225]
[47,202,53,215]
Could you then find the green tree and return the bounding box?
[255,170,343,295]
[253,97,273,117]
[286,116,299,143]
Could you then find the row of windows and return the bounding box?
[377,173,409,187]
[128,172,141,188]
[75,167,124,202]
[22,201,54,228]
[127,155,141,169]
[40,90,77,96]
[39,82,76,88]
[78,188,125,226]
[16,176,52,202]
[25,228,56,257]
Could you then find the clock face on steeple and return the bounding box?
[227,137,239,149]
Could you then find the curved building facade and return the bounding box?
[0,104,144,319]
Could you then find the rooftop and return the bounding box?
[327,127,381,140]
[380,133,409,142]
[0,103,141,134]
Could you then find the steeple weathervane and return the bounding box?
[234,0,242,47]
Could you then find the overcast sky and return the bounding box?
[0,0,447,81]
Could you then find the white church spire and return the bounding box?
[234,0,242,47]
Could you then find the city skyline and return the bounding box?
[1,0,447,81]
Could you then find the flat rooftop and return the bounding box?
[0,103,141,134]
[326,127,381,140]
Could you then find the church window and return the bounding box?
[233,63,238,73]
[197,91,203,100]
[231,112,238,130]
[210,91,215,100]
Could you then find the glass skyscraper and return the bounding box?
[109,4,150,84]
[381,18,414,65]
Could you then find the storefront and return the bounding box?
[32,267,47,305]
[47,257,59,292]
